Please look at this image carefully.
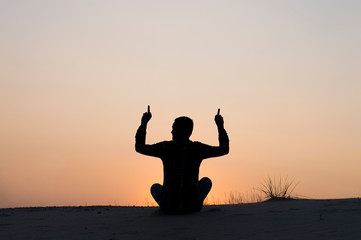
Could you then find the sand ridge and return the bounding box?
[1,198,360,240]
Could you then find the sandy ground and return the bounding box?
[1,198,360,240]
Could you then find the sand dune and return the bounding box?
[1,198,360,240]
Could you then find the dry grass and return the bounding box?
[225,192,244,205]
[260,176,298,201]
[204,189,263,206]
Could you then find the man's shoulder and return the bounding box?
[155,140,171,145]
[191,140,207,144]
[162,140,204,146]
[190,141,209,148]
[156,140,172,146]
[161,140,208,148]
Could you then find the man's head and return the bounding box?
[172,116,193,140]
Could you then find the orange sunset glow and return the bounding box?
[1,1,361,208]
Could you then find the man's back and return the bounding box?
[154,140,215,213]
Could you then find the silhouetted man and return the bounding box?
[135,106,229,214]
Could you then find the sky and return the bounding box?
[1,0,361,208]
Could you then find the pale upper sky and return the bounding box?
[1,0,361,208]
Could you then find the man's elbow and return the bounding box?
[224,147,229,155]
[220,146,229,155]
[135,144,144,154]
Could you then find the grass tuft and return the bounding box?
[260,176,298,201]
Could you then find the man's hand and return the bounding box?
[141,105,152,125]
[214,108,224,128]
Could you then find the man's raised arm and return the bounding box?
[214,109,229,155]
[199,109,229,159]
[135,105,152,154]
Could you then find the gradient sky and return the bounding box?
[1,0,361,208]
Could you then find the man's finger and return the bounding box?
[148,105,150,113]
[217,108,220,115]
